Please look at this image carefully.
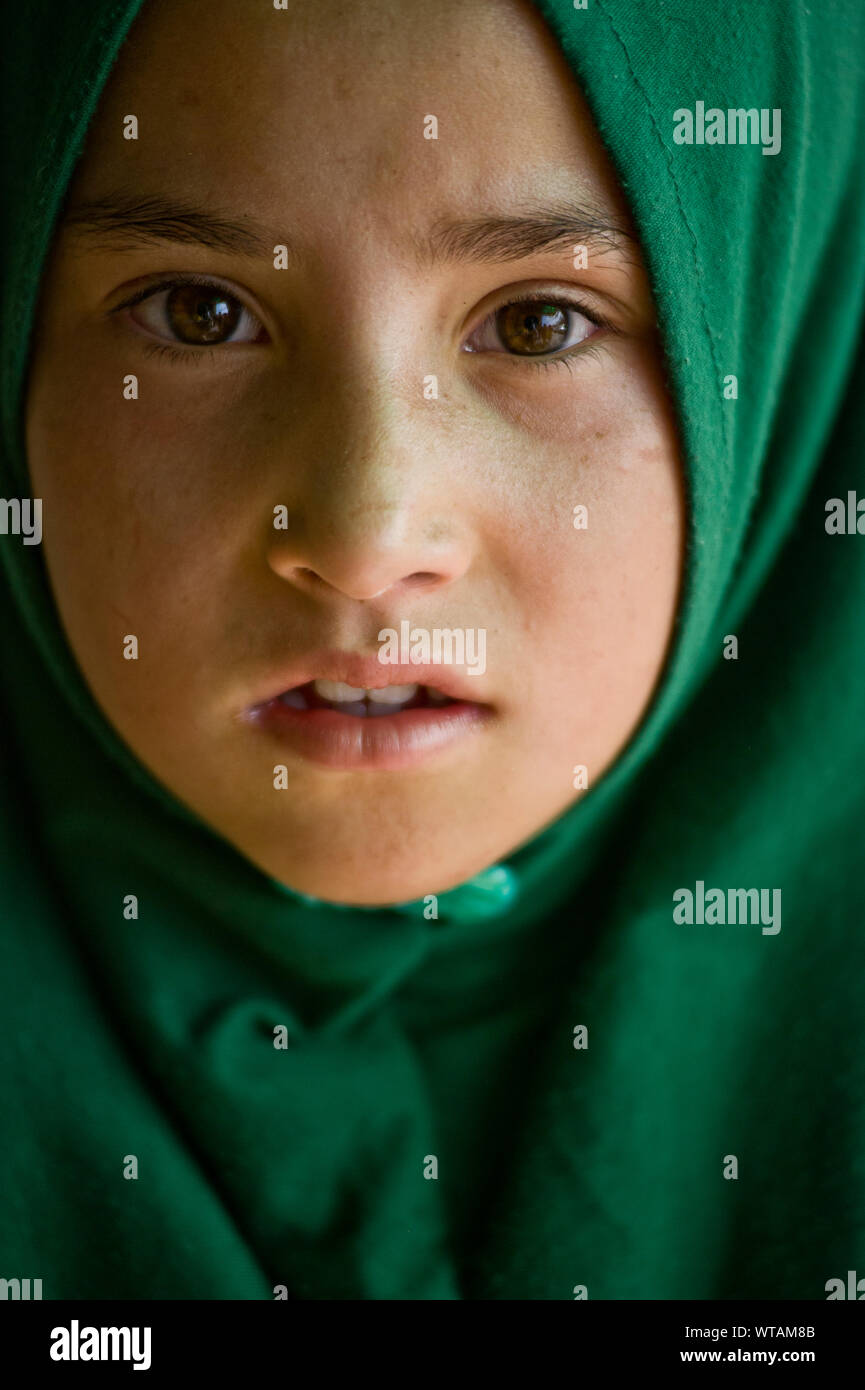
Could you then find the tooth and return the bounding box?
[366,684,419,704]
[313,679,367,702]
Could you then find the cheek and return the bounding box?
[497,348,683,615]
[25,345,258,723]
[495,364,683,770]
[27,320,267,587]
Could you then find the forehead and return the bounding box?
[67,0,628,253]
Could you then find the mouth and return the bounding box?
[244,664,493,770]
[276,678,457,717]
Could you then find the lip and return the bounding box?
[246,651,490,708]
[240,649,494,771]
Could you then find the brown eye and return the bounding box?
[463,294,597,361]
[125,279,266,348]
[165,284,242,344]
[496,301,570,355]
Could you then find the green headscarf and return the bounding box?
[1,0,863,1298]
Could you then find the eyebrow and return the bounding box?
[64,191,273,257]
[63,189,634,265]
[417,202,634,266]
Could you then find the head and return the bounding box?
[24,0,684,904]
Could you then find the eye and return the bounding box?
[121,276,267,347]
[463,295,601,359]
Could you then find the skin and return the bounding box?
[25,0,685,905]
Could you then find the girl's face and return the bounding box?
[26,0,684,904]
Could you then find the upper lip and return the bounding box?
[246,649,491,710]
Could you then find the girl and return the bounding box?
[1,0,863,1299]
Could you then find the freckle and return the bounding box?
[594,430,605,439]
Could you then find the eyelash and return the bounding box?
[115,272,241,316]
[113,275,615,373]
[480,292,614,374]
[112,272,260,360]
[140,339,220,366]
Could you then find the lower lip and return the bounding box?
[246,699,492,770]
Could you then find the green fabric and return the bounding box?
[1,0,864,1299]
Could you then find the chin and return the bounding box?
[248,839,495,908]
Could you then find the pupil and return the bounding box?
[167,285,241,344]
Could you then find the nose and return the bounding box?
[265,383,474,603]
